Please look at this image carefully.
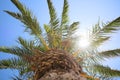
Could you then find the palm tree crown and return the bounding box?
[0,0,120,80]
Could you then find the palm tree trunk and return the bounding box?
[31,49,87,80]
[39,69,86,80]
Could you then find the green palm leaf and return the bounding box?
[0,58,28,69]
[11,75,23,80]
[0,47,32,57]
[91,37,110,47]
[94,17,120,36]
[60,0,69,39]
[93,64,120,77]
[18,37,34,49]
[91,17,120,47]
[0,58,32,80]
[99,49,120,57]
[5,0,49,50]
[44,24,51,34]
[44,24,61,48]
[11,0,26,14]
[10,0,42,36]
[4,11,22,20]
[61,0,69,26]
[47,0,59,29]
[102,17,120,34]
[68,22,79,35]
[4,10,41,36]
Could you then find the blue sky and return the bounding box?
[0,0,120,80]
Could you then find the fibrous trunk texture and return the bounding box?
[30,49,86,80]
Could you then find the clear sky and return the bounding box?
[0,0,120,80]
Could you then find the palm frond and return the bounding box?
[0,58,28,69]
[4,11,22,20]
[44,24,50,34]
[99,49,120,57]
[0,57,31,78]
[59,22,79,40]
[47,0,59,29]
[102,17,120,34]
[18,66,32,76]
[90,22,109,47]
[95,17,120,35]
[90,17,120,47]
[59,0,69,40]
[44,24,52,48]
[11,71,33,80]
[18,37,34,49]
[91,37,110,47]
[11,75,22,80]
[10,0,42,36]
[11,0,26,14]
[68,22,79,35]
[61,0,69,26]
[93,64,120,77]
[5,0,49,50]
[0,47,32,57]
[18,37,46,53]
[44,24,62,48]
[4,10,41,35]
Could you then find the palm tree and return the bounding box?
[0,0,120,80]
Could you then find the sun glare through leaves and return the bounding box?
[75,31,91,49]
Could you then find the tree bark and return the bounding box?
[39,69,86,80]
[30,49,86,80]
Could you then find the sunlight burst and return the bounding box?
[78,37,90,48]
[76,31,91,49]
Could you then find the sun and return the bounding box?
[78,37,90,48]
[76,31,91,49]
